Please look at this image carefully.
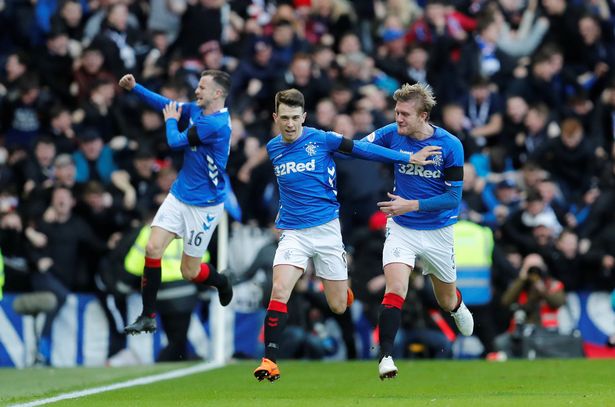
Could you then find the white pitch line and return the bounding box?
[9,361,224,407]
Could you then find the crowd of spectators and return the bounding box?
[1,0,615,362]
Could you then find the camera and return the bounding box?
[527,266,547,278]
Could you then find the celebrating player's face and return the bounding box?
[394,100,426,136]
[195,75,219,108]
[274,103,306,142]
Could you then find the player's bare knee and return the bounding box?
[180,263,199,281]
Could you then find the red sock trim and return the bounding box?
[192,263,211,283]
[453,288,462,311]
[267,300,288,313]
[145,257,161,268]
[382,293,404,309]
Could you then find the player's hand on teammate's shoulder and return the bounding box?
[118,74,136,91]
[410,145,441,165]
[163,101,182,121]
[377,192,419,217]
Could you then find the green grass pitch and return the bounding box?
[1,359,613,406]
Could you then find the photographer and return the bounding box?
[501,254,565,328]
[495,254,566,357]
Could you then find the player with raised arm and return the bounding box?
[118,71,234,335]
[367,83,473,379]
[253,88,439,382]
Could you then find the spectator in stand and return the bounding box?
[47,104,78,154]
[307,98,337,130]
[514,103,552,167]
[1,75,47,151]
[275,52,330,115]
[126,148,159,219]
[402,45,433,89]
[438,103,479,160]
[492,0,549,58]
[502,189,563,255]
[460,77,504,150]
[73,45,117,103]
[27,186,111,364]
[508,48,567,118]
[459,162,490,225]
[374,15,407,83]
[172,0,227,60]
[540,0,585,67]
[501,95,529,167]
[531,117,601,202]
[457,15,517,95]
[35,27,74,108]
[197,40,235,74]
[73,127,118,185]
[270,19,309,73]
[305,0,356,46]
[22,136,57,198]
[541,229,591,291]
[147,0,186,45]
[90,3,146,78]
[79,78,128,142]
[49,0,85,44]
[230,38,280,116]
[0,51,30,101]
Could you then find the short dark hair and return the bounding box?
[201,70,230,97]
[275,88,305,113]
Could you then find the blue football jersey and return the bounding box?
[133,84,231,206]
[268,127,346,229]
[364,123,464,229]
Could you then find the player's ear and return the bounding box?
[301,112,307,123]
[272,112,278,121]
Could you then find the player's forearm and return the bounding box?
[349,140,411,163]
[133,83,172,111]
[417,185,462,211]
[165,119,190,149]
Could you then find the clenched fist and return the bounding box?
[118,74,136,91]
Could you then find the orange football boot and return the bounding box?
[254,357,280,382]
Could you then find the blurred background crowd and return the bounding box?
[1,0,615,364]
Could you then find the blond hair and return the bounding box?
[393,83,437,115]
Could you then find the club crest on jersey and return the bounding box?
[431,154,443,168]
[305,142,318,156]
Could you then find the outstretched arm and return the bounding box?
[328,132,441,164]
[345,139,410,163]
[119,74,189,120]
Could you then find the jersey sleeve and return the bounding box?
[360,123,396,148]
[325,130,409,164]
[132,84,193,122]
[443,137,464,187]
[165,119,189,150]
